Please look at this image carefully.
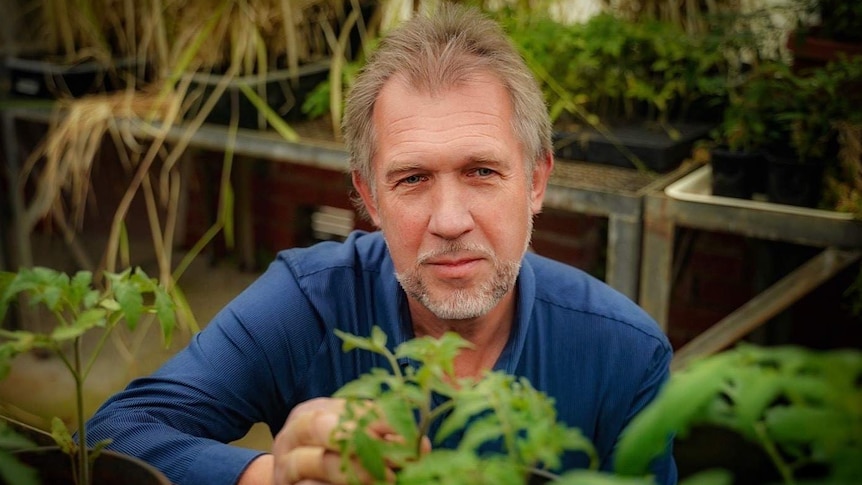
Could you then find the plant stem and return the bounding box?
[754,422,794,484]
[74,337,90,485]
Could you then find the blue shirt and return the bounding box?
[86,230,676,484]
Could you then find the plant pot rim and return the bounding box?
[182,58,331,86]
[4,55,141,73]
[14,446,171,484]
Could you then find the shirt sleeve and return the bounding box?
[84,259,324,485]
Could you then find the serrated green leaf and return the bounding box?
[353,429,387,480]
[74,308,108,331]
[89,438,113,464]
[50,417,75,455]
[371,325,388,349]
[155,288,177,347]
[36,286,63,312]
[334,328,381,354]
[113,279,143,329]
[728,366,781,429]
[333,370,393,400]
[50,324,88,341]
[82,289,100,310]
[69,271,94,308]
[764,406,850,446]
[436,389,493,443]
[377,394,419,447]
[100,298,121,312]
[457,416,504,453]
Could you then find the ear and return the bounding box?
[352,170,381,226]
[529,151,554,215]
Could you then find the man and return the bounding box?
[86,4,676,484]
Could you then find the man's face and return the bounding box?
[354,71,552,320]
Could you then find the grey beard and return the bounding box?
[395,241,523,320]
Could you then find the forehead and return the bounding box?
[371,72,520,166]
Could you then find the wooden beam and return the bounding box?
[671,248,862,372]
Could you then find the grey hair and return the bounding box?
[343,3,551,213]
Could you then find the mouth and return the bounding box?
[424,254,485,280]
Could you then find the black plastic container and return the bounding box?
[6,56,146,98]
[553,121,714,173]
[709,146,767,199]
[764,151,825,208]
[183,59,330,130]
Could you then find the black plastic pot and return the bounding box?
[709,146,766,199]
[764,151,825,208]
[183,59,330,130]
[5,56,146,99]
[14,447,171,485]
[553,121,714,173]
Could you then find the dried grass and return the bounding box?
[20,88,181,235]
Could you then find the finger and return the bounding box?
[278,408,341,451]
[276,446,394,485]
[278,447,337,483]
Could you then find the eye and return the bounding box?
[472,167,497,177]
[401,174,426,185]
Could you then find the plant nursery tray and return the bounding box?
[553,121,714,173]
[665,165,854,221]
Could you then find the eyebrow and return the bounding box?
[382,155,511,181]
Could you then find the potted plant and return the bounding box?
[4,0,152,98]
[499,11,724,173]
[754,57,862,207]
[171,0,373,131]
[614,343,862,484]
[706,70,771,200]
[0,266,177,484]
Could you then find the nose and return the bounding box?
[427,180,474,240]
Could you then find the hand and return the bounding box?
[272,397,413,484]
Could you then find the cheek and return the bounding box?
[377,201,426,245]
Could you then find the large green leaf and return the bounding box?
[0,452,39,485]
[615,352,736,475]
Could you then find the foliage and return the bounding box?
[332,327,611,484]
[499,11,731,128]
[797,0,862,43]
[0,266,177,485]
[823,121,862,219]
[0,421,38,485]
[615,344,862,484]
[717,56,862,164]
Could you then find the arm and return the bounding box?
[85,261,325,485]
[239,455,274,485]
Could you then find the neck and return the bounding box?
[410,292,515,379]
